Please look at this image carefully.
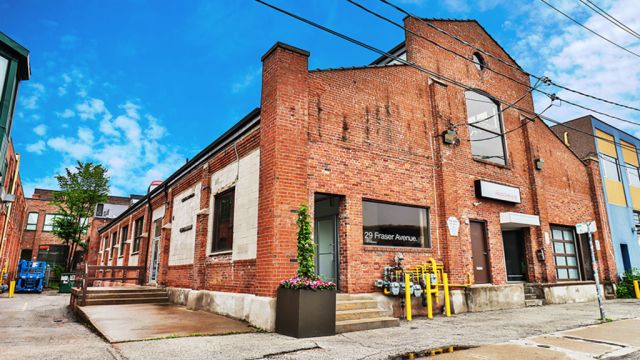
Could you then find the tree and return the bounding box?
[51,161,109,271]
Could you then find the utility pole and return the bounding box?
[578,221,606,321]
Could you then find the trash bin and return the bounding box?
[59,273,76,293]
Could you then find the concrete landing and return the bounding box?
[77,303,256,343]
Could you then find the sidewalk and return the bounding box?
[114,299,640,359]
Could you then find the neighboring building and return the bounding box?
[552,115,640,274]
[0,140,26,282]
[92,18,617,330]
[20,189,141,268]
[0,32,29,187]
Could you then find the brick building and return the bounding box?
[92,18,617,330]
[20,188,141,268]
[0,140,26,283]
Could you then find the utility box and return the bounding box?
[59,273,76,293]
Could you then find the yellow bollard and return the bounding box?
[9,280,15,298]
[634,280,640,299]
[443,273,451,317]
[404,273,412,321]
[426,273,433,319]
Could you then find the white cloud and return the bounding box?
[19,82,45,110]
[57,109,75,118]
[76,98,108,120]
[231,68,260,94]
[33,124,47,136]
[26,140,46,155]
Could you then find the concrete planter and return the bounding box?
[275,287,336,338]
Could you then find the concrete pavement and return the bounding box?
[1,291,639,359]
[78,303,255,343]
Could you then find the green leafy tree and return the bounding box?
[51,161,109,271]
[296,204,316,279]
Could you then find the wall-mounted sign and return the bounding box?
[447,216,460,236]
[474,180,521,204]
[576,221,597,234]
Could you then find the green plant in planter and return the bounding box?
[616,268,640,298]
[279,204,336,291]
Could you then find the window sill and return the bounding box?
[131,252,140,256]
[363,245,433,253]
[473,157,511,170]
[208,250,232,256]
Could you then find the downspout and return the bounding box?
[143,195,153,285]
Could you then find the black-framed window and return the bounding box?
[551,226,580,281]
[132,217,144,254]
[465,91,506,166]
[472,52,485,71]
[25,212,38,230]
[363,200,430,248]
[110,232,117,260]
[153,218,162,238]
[119,225,128,257]
[0,55,8,100]
[601,154,621,181]
[212,188,235,252]
[96,203,104,217]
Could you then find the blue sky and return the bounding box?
[1,0,639,196]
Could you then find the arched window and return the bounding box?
[465,91,506,166]
[472,52,485,71]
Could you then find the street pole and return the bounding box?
[586,221,606,321]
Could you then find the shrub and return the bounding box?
[616,268,640,298]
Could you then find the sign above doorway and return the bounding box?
[474,180,521,203]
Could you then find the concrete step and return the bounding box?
[336,308,387,322]
[525,299,543,307]
[336,317,400,333]
[82,296,169,306]
[77,287,164,295]
[336,300,379,311]
[86,291,168,300]
[336,294,375,301]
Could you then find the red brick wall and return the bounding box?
[0,144,26,281]
[20,198,63,260]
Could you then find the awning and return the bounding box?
[500,212,540,229]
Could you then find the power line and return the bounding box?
[469,103,554,142]
[578,0,640,41]
[378,0,640,113]
[255,0,640,157]
[538,0,640,59]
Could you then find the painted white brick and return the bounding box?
[169,182,201,265]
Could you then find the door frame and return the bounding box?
[469,219,492,284]
[148,219,162,284]
[314,214,340,289]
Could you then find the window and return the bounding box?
[25,212,38,230]
[154,218,162,239]
[0,55,8,100]
[472,52,485,71]
[96,203,104,217]
[43,214,59,232]
[634,212,640,246]
[212,188,235,252]
[601,154,621,181]
[465,91,506,166]
[363,200,429,248]
[110,232,117,260]
[551,226,581,281]
[132,217,144,254]
[119,225,128,257]
[627,166,640,188]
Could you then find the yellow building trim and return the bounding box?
[596,129,617,158]
[605,179,627,206]
[621,140,639,167]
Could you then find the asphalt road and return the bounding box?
[1,291,639,359]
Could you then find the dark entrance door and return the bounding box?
[470,221,491,284]
[20,249,32,261]
[502,230,527,282]
[577,234,595,280]
[314,194,341,288]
